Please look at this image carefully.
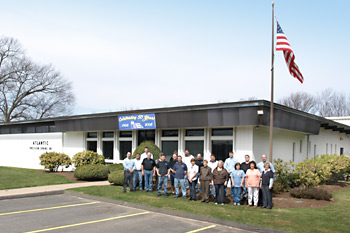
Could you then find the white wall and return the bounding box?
[62,132,85,158]
[253,126,307,163]
[309,128,350,156]
[235,126,254,162]
[0,133,63,169]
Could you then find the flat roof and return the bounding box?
[0,100,349,135]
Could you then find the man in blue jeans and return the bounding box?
[133,153,143,191]
[173,155,188,198]
[224,152,238,198]
[142,152,155,192]
[122,152,135,193]
[156,153,170,196]
[240,154,250,200]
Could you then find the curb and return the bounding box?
[64,190,288,233]
[0,190,64,200]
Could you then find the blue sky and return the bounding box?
[1,0,349,114]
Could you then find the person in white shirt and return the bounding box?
[183,149,194,189]
[188,158,199,201]
[140,147,153,161]
[208,154,218,197]
[133,153,143,191]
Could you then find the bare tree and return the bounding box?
[278,92,317,114]
[316,88,350,117]
[0,36,74,122]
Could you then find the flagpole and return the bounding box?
[269,2,275,163]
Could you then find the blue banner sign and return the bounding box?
[118,113,156,130]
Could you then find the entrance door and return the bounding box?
[211,140,233,161]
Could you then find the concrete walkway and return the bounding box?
[0,181,110,200]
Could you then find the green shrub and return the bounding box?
[72,151,105,167]
[132,141,161,160]
[273,158,299,192]
[108,170,124,185]
[294,154,350,186]
[289,186,333,201]
[107,163,124,173]
[39,152,71,172]
[74,164,109,181]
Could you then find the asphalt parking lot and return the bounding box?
[0,194,252,233]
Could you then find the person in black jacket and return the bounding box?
[142,152,155,192]
[260,162,274,209]
[169,151,178,195]
[240,154,250,200]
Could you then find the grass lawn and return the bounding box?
[0,166,74,190]
[70,185,350,233]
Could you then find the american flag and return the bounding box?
[276,21,304,83]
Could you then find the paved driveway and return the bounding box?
[0,194,253,233]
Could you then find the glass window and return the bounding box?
[120,141,132,160]
[103,132,114,138]
[211,140,233,161]
[211,128,233,136]
[23,126,35,133]
[49,125,56,132]
[185,141,204,157]
[186,129,204,137]
[119,131,132,137]
[103,141,114,160]
[162,130,178,137]
[36,126,49,133]
[87,141,97,152]
[10,127,22,134]
[87,132,97,138]
[162,141,178,159]
[138,130,155,145]
[0,127,10,134]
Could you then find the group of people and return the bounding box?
[122,147,275,209]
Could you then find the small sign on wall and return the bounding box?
[29,141,53,150]
[118,113,156,130]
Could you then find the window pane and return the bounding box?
[212,128,233,136]
[119,131,132,137]
[186,129,204,136]
[87,132,97,138]
[23,126,35,133]
[10,127,22,134]
[211,140,233,161]
[103,132,114,138]
[36,126,49,133]
[103,141,114,160]
[87,141,97,152]
[162,141,178,159]
[119,141,132,160]
[185,141,204,157]
[138,130,155,145]
[49,125,56,132]
[162,130,178,137]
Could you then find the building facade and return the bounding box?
[0,100,349,170]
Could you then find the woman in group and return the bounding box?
[198,159,212,203]
[245,161,261,207]
[188,158,199,201]
[231,162,245,206]
[211,160,229,205]
[260,162,274,209]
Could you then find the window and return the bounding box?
[185,141,204,157]
[162,130,178,137]
[211,140,233,161]
[326,143,328,154]
[162,141,178,159]
[138,130,155,145]
[186,129,204,136]
[120,141,132,160]
[335,144,337,155]
[120,131,132,137]
[49,125,56,132]
[87,132,97,138]
[292,143,296,162]
[36,126,49,133]
[103,141,114,160]
[212,128,233,136]
[103,132,114,138]
[23,126,35,133]
[300,140,302,153]
[340,147,344,155]
[331,144,333,154]
[87,141,97,152]
[10,127,22,134]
